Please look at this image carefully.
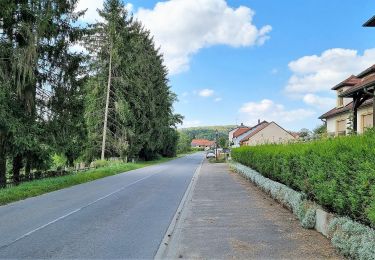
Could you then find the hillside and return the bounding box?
[179,125,236,140]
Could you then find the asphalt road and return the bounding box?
[0,153,203,259]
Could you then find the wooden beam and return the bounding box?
[352,94,359,133]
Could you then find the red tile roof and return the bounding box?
[319,99,373,119]
[233,127,251,138]
[331,75,360,90]
[191,139,215,146]
[240,121,269,142]
[341,73,375,97]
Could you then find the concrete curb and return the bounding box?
[230,161,375,259]
[154,157,204,259]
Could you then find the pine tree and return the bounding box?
[0,0,86,184]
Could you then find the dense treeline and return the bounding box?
[0,0,182,187]
[232,131,375,227]
[179,125,235,141]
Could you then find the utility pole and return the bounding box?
[101,44,112,160]
[215,129,218,161]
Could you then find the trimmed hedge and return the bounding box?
[232,131,375,227]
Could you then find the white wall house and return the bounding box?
[228,123,250,147]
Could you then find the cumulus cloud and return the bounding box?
[76,0,104,23]
[285,48,375,109]
[286,48,375,94]
[76,0,133,23]
[303,94,336,110]
[198,89,215,97]
[239,99,315,125]
[136,0,271,74]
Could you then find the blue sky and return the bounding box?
[78,0,375,131]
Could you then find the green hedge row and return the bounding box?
[232,131,375,227]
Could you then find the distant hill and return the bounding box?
[179,125,236,141]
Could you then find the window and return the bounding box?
[337,90,344,107]
[336,119,346,136]
[362,113,373,132]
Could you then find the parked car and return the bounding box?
[206,152,216,159]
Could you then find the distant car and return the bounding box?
[206,152,216,159]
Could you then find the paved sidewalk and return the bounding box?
[164,161,340,259]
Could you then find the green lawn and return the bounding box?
[0,156,177,206]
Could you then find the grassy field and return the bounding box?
[0,156,178,206]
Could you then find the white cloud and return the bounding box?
[303,94,336,110]
[198,89,215,97]
[214,97,223,102]
[239,99,315,126]
[76,1,133,23]
[136,0,271,74]
[76,0,104,23]
[286,48,375,95]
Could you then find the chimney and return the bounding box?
[258,119,260,124]
[240,122,244,127]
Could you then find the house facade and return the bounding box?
[320,65,375,136]
[191,139,215,150]
[240,122,296,146]
[228,123,248,144]
[229,121,269,147]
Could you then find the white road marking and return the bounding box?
[0,172,159,250]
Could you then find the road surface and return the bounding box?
[0,153,203,259]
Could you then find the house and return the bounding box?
[228,123,249,144]
[319,65,375,136]
[240,121,296,146]
[191,139,215,150]
[231,121,267,147]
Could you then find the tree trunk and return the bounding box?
[0,133,6,188]
[25,155,32,180]
[12,154,23,185]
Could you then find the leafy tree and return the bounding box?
[298,128,311,140]
[177,131,192,154]
[219,137,228,148]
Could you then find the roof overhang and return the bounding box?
[340,83,375,98]
[363,16,375,27]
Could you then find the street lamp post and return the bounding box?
[215,129,218,161]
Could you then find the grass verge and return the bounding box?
[0,157,175,206]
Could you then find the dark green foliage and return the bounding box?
[0,0,182,188]
[177,132,192,154]
[0,0,85,185]
[232,131,375,227]
[84,0,181,161]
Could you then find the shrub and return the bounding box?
[91,160,110,168]
[232,131,375,227]
[329,217,375,259]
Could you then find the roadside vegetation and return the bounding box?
[232,130,375,228]
[0,157,174,206]
[0,0,183,188]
